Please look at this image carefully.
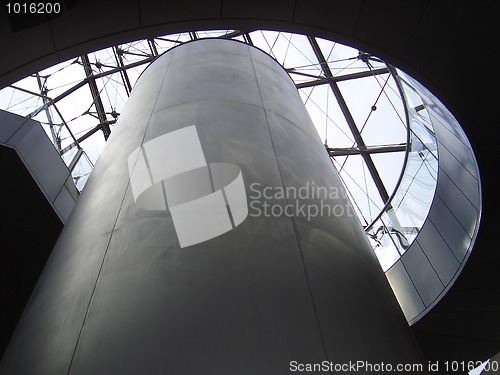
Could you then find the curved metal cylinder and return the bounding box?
[1,39,425,374]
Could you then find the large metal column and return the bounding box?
[0,39,426,374]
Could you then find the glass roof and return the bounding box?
[0,29,408,228]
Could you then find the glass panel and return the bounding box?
[366,69,439,268]
[71,152,94,191]
[367,215,403,271]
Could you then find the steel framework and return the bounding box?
[1,29,408,227]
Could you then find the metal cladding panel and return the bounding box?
[435,126,478,180]
[437,143,480,208]
[386,261,425,322]
[435,169,479,239]
[0,110,76,224]
[0,39,425,374]
[4,116,70,203]
[428,195,472,262]
[415,220,460,286]
[0,109,28,143]
[401,241,443,307]
[53,185,77,223]
[405,72,471,149]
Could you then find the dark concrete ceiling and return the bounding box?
[1,0,499,366]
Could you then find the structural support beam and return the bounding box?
[10,84,80,154]
[112,46,133,96]
[35,73,61,152]
[81,54,111,140]
[243,32,253,45]
[327,143,406,157]
[76,119,117,145]
[219,30,248,39]
[295,67,389,89]
[308,36,390,203]
[148,38,158,56]
[52,57,155,105]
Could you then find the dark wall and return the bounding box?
[0,146,63,357]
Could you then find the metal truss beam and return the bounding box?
[113,46,133,96]
[243,32,254,45]
[327,143,406,157]
[219,30,247,39]
[155,36,186,44]
[52,57,155,105]
[295,67,389,89]
[308,36,390,203]
[10,84,80,152]
[35,73,61,151]
[81,54,111,139]
[148,38,159,56]
[52,32,252,108]
[76,119,117,145]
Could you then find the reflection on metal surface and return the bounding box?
[128,125,248,247]
[369,69,482,324]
